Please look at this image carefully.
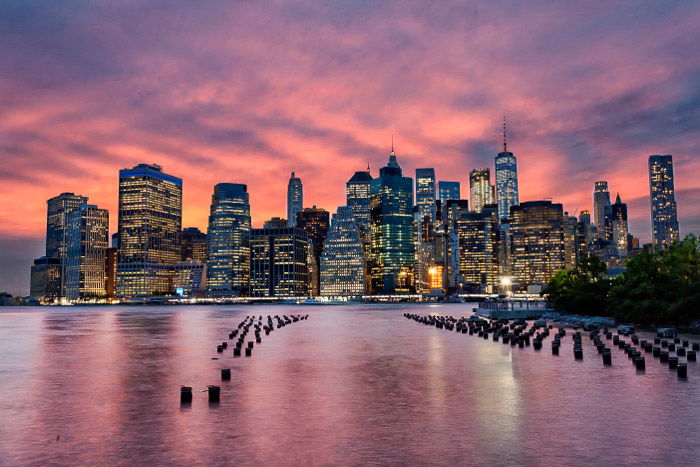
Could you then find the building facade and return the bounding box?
[593,181,611,240]
[206,183,251,297]
[180,227,207,262]
[30,256,61,301]
[611,194,629,257]
[287,172,303,227]
[297,206,330,295]
[649,155,680,249]
[509,201,568,292]
[346,169,373,233]
[369,149,415,294]
[320,206,366,296]
[495,149,519,222]
[46,192,89,294]
[454,206,500,293]
[469,169,495,213]
[415,168,436,222]
[250,225,310,297]
[438,181,461,204]
[64,204,109,300]
[116,163,182,297]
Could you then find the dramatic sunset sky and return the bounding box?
[1,1,699,294]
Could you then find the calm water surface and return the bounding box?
[0,304,698,466]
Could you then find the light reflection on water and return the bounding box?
[0,303,698,466]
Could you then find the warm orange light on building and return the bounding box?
[429,265,443,289]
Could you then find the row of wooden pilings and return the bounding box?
[181,313,310,404]
[403,313,697,380]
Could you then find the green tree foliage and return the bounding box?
[543,235,700,325]
[542,254,612,316]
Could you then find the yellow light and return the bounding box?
[500,277,512,287]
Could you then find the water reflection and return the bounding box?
[0,304,698,466]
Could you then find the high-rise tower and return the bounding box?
[320,206,366,296]
[495,118,519,222]
[287,172,303,227]
[116,163,182,297]
[438,181,461,204]
[593,181,611,240]
[611,193,629,257]
[469,169,495,213]
[205,183,251,297]
[369,145,415,294]
[649,155,679,249]
[415,168,436,222]
[64,204,109,300]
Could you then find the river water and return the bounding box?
[0,303,698,466]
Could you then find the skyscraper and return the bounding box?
[593,181,611,240]
[205,183,251,297]
[469,169,495,213]
[649,155,680,249]
[320,206,366,296]
[611,194,629,257]
[438,181,461,204]
[30,256,61,301]
[346,169,373,233]
[116,163,182,297]
[287,172,303,227]
[495,120,519,222]
[369,147,415,294]
[415,168,436,222]
[250,223,310,297]
[509,201,568,291]
[454,205,499,293]
[297,206,330,295]
[64,204,109,300]
[46,192,88,294]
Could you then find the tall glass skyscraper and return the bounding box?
[495,130,519,222]
[116,163,182,297]
[205,183,251,297]
[297,206,330,296]
[469,169,495,213]
[320,206,366,296]
[250,223,310,297]
[64,204,109,300]
[287,172,303,227]
[369,148,415,294]
[593,181,611,240]
[649,155,679,249]
[454,205,499,292]
[415,168,436,222]
[45,192,88,294]
[438,181,460,204]
[346,169,373,233]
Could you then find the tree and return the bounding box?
[542,254,611,316]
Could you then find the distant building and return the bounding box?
[45,192,88,294]
[495,147,519,222]
[438,181,461,204]
[206,183,251,297]
[416,168,436,222]
[179,227,207,262]
[64,204,109,300]
[30,256,61,301]
[469,169,495,213]
[116,163,182,297]
[369,147,415,294]
[173,261,205,297]
[105,247,117,299]
[593,181,611,240]
[297,206,330,296]
[454,205,499,293]
[346,169,373,233]
[264,217,288,229]
[250,223,310,297]
[611,194,629,257]
[509,201,568,292]
[649,155,679,249]
[287,172,303,227]
[320,206,366,296]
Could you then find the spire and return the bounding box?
[291,171,295,179]
[391,134,394,154]
[615,192,622,204]
[367,162,371,173]
[503,115,507,153]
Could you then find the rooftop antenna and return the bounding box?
[503,115,508,153]
[391,134,394,153]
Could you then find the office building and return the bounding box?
[416,168,436,222]
[116,163,182,297]
[469,169,495,213]
[454,205,499,293]
[64,204,109,300]
[320,206,366,296]
[593,181,611,240]
[180,227,207,262]
[346,169,373,233]
[611,194,629,257]
[495,121,519,222]
[30,256,61,301]
[369,147,415,294]
[250,223,310,297]
[206,183,251,297]
[287,172,303,227]
[297,206,330,295]
[438,181,461,204]
[649,155,680,249]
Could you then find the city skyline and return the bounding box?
[2,1,700,295]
